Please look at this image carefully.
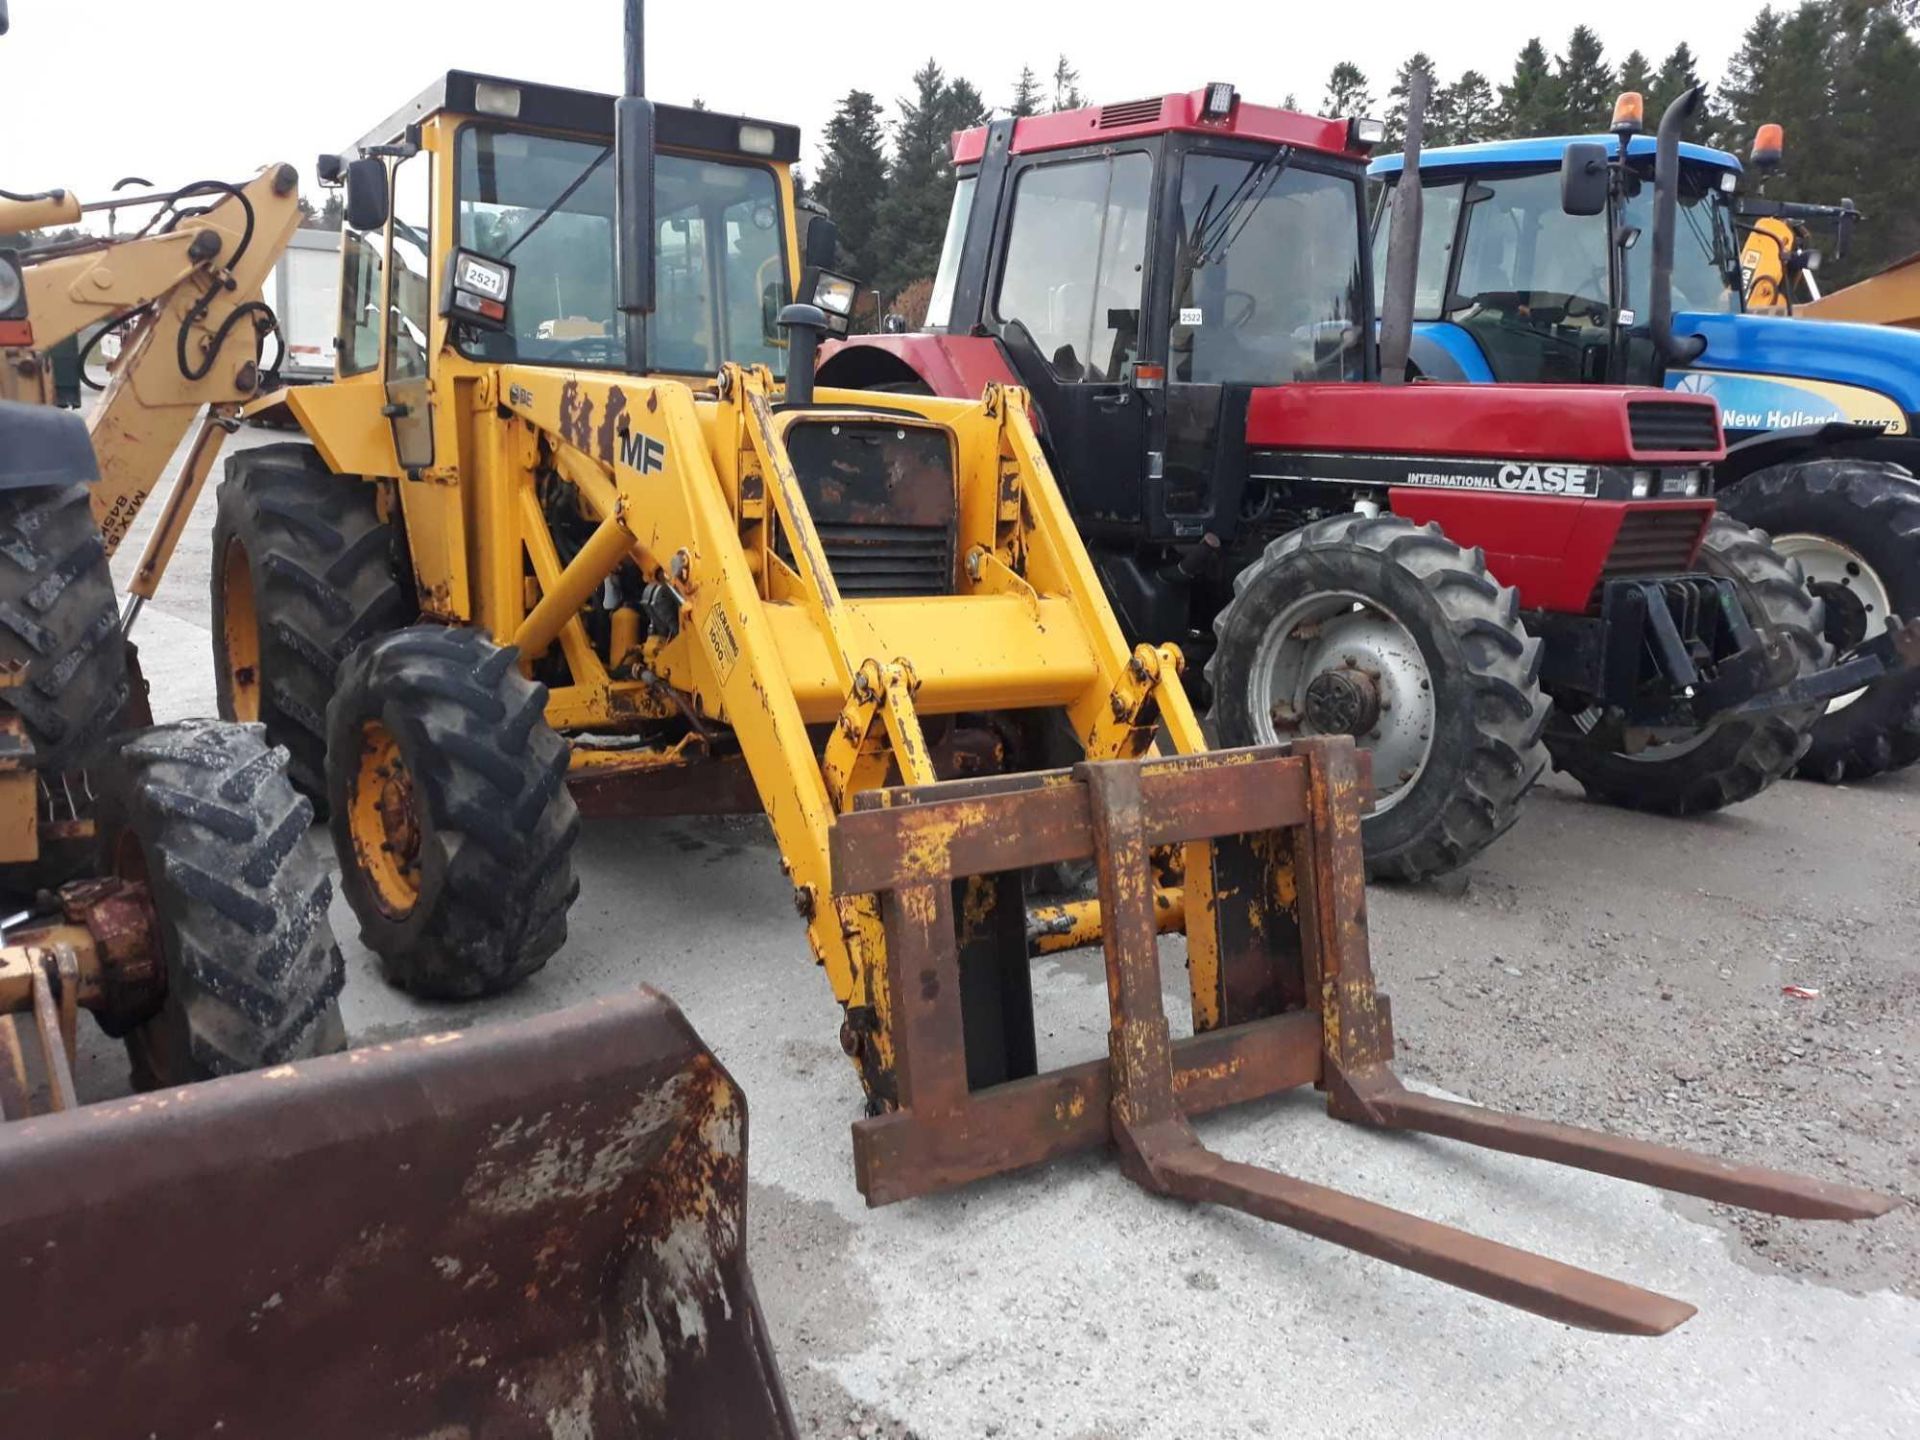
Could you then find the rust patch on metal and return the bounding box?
[559,378,595,456]
[597,384,631,465]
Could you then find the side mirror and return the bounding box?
[803,212,839,270]
[0,2,12,37]
[316,153,345,187]
[343,158,389,232]
[1560,142,1609,217]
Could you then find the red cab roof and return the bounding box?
[951,89,1363,165]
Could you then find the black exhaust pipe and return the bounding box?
[1376,71,1427,385]
[614,0,654,373]
[1650,85,1707,366]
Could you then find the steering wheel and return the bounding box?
[1224,289,1258,329]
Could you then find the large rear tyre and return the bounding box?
[211,444,412,814]
[326,626,579,999]
[1717,458,1920,782]
[1209,514,1549,880]
[1547,515,1830,814]
[97,720,348,1088]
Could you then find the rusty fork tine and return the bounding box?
[1351,1083,1894,1222]
[1128,1122,1697,1336]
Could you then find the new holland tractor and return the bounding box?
[163,11,1891,1335]
[818,84,1908,880]
[1368,89,1920,782]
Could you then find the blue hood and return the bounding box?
[1370,134,1738,177]
[1679,311,1920,414]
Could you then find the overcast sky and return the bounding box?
[4,0,1772,204]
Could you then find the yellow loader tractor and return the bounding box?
[178,4,1890,1336]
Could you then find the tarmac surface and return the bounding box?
[91,425,1919,1438]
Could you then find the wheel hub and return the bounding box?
[1810,579,1871,651]
[1772,532,1893,714]
[1300,664,1383,737]
[351,722,422,918]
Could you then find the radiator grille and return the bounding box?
[1597,508,1710,588]
[1627,400,1720,452]
[1098,98,1163,128]
[811,522,954,597]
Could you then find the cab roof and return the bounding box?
[1370,133,1739,177]
[952,88,1367,166]
[352,70,801,164]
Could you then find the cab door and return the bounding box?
[987,148,1156,534]
[383,150,435,474]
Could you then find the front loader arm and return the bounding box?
[4,165,303,589]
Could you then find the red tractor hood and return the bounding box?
[1245,383,1726,466]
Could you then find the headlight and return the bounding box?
[738,124,777,157]
[812,271,857,319]
[1349,117,1387,149]
[1658,469,1704,497]
[1630,470,1654,499]
[0,255,22,317]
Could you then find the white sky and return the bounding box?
[3,0,1769,204]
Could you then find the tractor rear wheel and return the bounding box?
[1546,515,1831,814]
[1716,458,1920,782]
[1209,514,1549,880]
[96,720,348,1088]
[212,444,413,814]
[326,626,579,999]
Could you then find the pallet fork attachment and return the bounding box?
[830,737,1891,1335]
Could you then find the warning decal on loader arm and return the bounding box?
[705,606,741,683]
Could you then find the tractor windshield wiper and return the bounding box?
[1192,147,1294,268]
[500,146,612,262]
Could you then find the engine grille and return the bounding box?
[1098,98,1163,128]
[811,522,954,597]
[1627,400,1721,452]
[1596,508,1711,589]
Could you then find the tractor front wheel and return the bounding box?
[1546,515,1831,814]
[326,626,579,999]
[211,444,413,814]
[96,720,349,1088]
[1716,458,1920,782]
[1209,514,1549,880]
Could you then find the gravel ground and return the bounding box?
[87,424,1920,1437]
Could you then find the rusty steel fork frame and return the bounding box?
[830,737,1892,1335]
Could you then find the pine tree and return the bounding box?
[1050,55,1084,112]
[1618,49,1655,101]
[1282,92,1300,110]
[874,61,988,293]
[1011,65,1043,118]
[1321,61,1373,118]
[813,90,889,284]
[1553,25,1616,131]
[1651,43,1709,129]
[1438,70,1499,144]
[1386,53,1440,145]
[1714,5,1784,150]
[1499,39,1561,136]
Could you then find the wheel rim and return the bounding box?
[1248,591,1436,814]
[1773,532,1892,714]
[349,720,422,919]
[220,537,262,723]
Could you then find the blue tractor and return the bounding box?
[1369,89,1920,782]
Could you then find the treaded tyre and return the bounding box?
[0,483,128,772]
[212,444,413,813]
[1209,514,1549,880]
[1717,458,1920,782]
[1547,515,1831,814]
[326,626,579,999]
[98,720,348,1088]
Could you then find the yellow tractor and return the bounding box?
[171,3,1890,1335]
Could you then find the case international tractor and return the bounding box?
[1369,89,1920,783]
[818,84,1914,882]
[141,6,1890,1341]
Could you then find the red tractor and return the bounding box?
[817,86,1899,879]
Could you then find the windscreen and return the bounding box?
[1169,155,1368,384]
[454,125,790,374]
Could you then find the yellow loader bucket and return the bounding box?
[0,988,796,1438]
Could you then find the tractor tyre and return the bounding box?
[1208,514,1549,881]
[96,720,348,1089]
[326,626,579,999]
[212,444,413,815]
[1547,515,1831,814]
[1716,458,1920,782]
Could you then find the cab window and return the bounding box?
[993,153,1152,382]
[387,150,433,380]
[1370,177,1466,321]
[339,228,384,376]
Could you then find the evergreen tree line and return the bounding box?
[813,3,1920,312]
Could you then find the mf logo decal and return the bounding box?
[621,431,668,474]
[703,606,740,684]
